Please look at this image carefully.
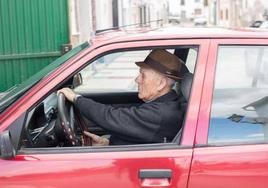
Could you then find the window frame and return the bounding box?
[196,38,268,147]
[3,39,210,154]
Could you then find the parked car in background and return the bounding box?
[193,16,207,26]
[168,14,181,24]
[1,27,268,188]
[249,20,263,28]
[260,20,268,28]
[249,20,268,29]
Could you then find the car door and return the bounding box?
[188,38,268,188]
[0,39,210,188]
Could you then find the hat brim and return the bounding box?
[135,61,182,81]
[135,61,147,67]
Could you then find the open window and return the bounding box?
[20,46,198,149]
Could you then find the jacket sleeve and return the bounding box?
[74,97,162,142]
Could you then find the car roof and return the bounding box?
[90,26,268,47]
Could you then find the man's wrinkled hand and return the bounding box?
[57,88,76,103]
[83,131,109,146]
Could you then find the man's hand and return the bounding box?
[58,88,76,103]
[83,131,109,146]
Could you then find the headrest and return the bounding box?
[181,72,193,101]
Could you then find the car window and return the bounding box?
[76,48,197,93]
[21,47,198,149]
[186,48,198,73]
[75,51,149,93]
[208,45,268,145]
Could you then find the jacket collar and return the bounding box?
[151,90,178,103]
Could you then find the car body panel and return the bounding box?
[188,145,268,188]
[0,38,209,147]
[180,39,210,146]
[190,38,268,188]
[1,27,268,188]
[0,35,210,187]
[196,38,268,145]
[89,27,268,48]
[0,148,192,188]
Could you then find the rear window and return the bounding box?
[208,46,268,145]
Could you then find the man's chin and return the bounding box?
[138,94,144,101]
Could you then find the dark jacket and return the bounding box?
[74,90,183,145]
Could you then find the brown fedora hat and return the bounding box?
[135,49,184,80]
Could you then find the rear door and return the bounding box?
[0,38,210,188]
[188,39,268,188]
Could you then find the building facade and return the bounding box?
[208,0,268,27]
[168,0,208,21]
[69,0,168,47]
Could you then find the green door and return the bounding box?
[0,0,69,92]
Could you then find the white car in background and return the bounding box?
[194,16,207,26]
[260,21,268,29]
[250,20,263,28]
[168,14,181,24]
[249,20,268,29]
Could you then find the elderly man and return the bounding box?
[59,49,184,145]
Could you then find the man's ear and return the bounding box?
[157,77,167,92]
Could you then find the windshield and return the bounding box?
[0,42,90,113]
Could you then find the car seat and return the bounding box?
[173,70,194,144]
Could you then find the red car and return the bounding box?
[1,27,268,188]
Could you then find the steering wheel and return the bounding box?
[57,92,80,146]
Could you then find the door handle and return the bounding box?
[139,169,172,187]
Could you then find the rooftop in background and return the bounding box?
[90,26,268,47]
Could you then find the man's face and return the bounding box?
[135,67,162,102]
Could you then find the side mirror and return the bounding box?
[0,130,16,159]
[73,73,83,88]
